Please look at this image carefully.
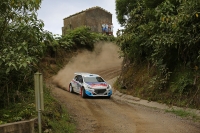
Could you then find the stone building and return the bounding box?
[62,6,112,35]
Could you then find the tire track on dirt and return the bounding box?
[93,66,121,81]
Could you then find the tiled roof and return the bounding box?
[63,6,112,20]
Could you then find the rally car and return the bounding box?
[69,73,112,98]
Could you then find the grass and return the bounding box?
[165,109,200,122]
[46,108,75,133]
[36,85,76,133]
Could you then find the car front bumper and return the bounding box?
[85,89,112,97]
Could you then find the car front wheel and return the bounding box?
[81,87,87,98]
[69,84,73,93]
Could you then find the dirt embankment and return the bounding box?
[51,42,200,133]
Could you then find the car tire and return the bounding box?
[69,84,73,93]
[81,87,87,98]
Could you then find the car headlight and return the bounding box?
[107,85,111,89]
[87,85,92,89]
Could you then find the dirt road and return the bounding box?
[51,42,200,133]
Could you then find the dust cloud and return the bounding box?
[52,42,122,90]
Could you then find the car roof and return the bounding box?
[74,72,100,77]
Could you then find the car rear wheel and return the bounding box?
[69,84,73,93]
[81,87,87,98]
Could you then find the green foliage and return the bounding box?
[117,0,200,66]
[0,88,36,124]
[168,109,190,117]
[0,0,48,72]
[115,0,138,26]
[0,0,53,108]
[170,72,193,94]
[0,0,114,126]
[145,0,165,8]
[40,86,75,133]
[116,0,200,108]
[0,1,114,132]
[0,85,75,132]
[47,109,75,133]
[0,2,114,130]
[166,109,200,121]
[60,26,95,50]
[59,26,116,51]
[115,61,200,108]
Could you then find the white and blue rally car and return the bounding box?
[69,73,112,98]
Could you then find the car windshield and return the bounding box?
[84,76,105,83]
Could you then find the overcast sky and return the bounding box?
[37,0,122,36]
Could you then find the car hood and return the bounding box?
[86,82,108,89]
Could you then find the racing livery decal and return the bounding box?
[86,82,107,88]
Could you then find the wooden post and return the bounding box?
[34,72,44,133]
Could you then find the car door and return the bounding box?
[72,75,78,92]
[76,75,83,93]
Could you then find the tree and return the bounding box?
[144,0,165,8]
[115,0,138,26]
[116,0,200,104]
[0,0,53,107]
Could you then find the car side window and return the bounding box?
[96,77,104,82]
[75,75,79,81]
[79,76,83,83]
[76,75,83,83]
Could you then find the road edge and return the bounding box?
[108,77,200,118]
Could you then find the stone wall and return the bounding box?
[0,118,36,133]
[62,12,86,35]
[85,8,112,33]
[62,6,112,35]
